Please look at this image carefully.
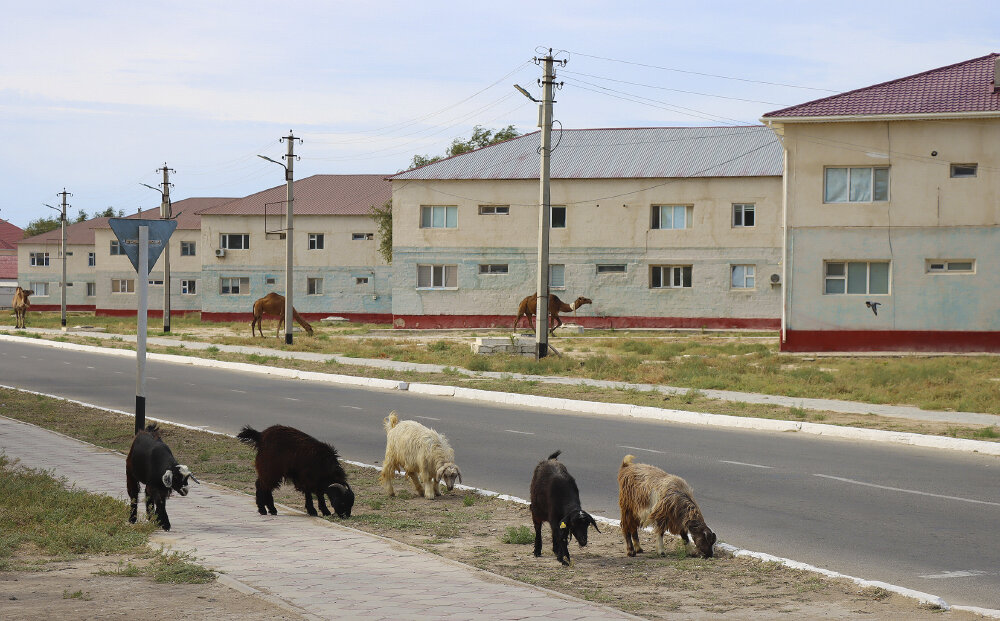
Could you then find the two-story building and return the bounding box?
[763,53,1000,352]
[1,218,24,307]
[389,126,784,328]
[16,217,110,311]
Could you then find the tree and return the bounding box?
[370,200,393,264]
[96,207,123,218]
[407,124,521,171]
[75,210,88,223]
[22,216,61,238]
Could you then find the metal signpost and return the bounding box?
[109,218,177,434]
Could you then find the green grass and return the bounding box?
[500,525,534,544]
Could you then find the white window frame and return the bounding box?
[308,234,325,250]
[926,259,975,274]
[479,205,510,215]
[733,203,755,228]
[550,205,567,229]
[181,279,197,295]
[651,205,693,230]
[731,264,756,289]
[352,233,374,241]
[824,261,890,295]
[549,264,565,289]
[307,277,323,295]
[85,282,96,297]
[596,264,626,274]
[29,282,49,296]
[180,241,196,256]
[220,234,250,250]
[824,167,889,203]
[950,163,977,178]
[650,265,692,289]
[111,278,134,294]
[220,276,250,295]
[88,252,96,266]
[29,252,50,267]
[416,264,458,289]
[110,240,125,255]
[478,264,509,274]
[420,205,457,229]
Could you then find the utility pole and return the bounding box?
[258,132,301,345]
[45,189,72,329]
[142,165,175,332]
[532,49,565,359]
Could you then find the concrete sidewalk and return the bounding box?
[0,415,636,621]
[7,324,1000,427]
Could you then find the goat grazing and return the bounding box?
[237,425,354,518]
[379,411,462,499]
[617,455,716,558]
[529,450,600,566]
[125,424,198,531]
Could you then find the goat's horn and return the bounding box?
[587,513,601,533]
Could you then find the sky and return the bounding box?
[1,0,997,228]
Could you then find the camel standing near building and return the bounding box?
[513,293,592,335]
[250,292,314,338]
[12,287,32,329]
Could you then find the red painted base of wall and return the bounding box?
[95,309,200,318]
[201,312,394,325]
[392,315,779,330]
[29,304,95,312]
[783,330,1000,353]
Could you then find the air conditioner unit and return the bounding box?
[215,248,226,257]
[770,273,781,285]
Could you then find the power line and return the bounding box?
[560,69,792,106]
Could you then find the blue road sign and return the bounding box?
[108,218,178,275]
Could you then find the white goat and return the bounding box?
[379,411,462,499]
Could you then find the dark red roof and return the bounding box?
[19,217,111,246]
[91,197,235,231]
[0,254,16,280]
[0,219,23,249]
[764,53,1000,119]
[200,175,391,216]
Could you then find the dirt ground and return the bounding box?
[0,555,304,621]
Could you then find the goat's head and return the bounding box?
[560,509,600,548]
[326,483,354,518]
[688,520,716,558]
[435,463,462,492]
[161,464,198,497]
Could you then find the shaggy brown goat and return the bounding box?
[617,454,716,558]
[238,425,353,518]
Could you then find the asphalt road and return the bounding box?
[2,339,998,610]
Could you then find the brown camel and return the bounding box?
[251,292,314,338]
[12,286,33,329]
[513,293,592,335]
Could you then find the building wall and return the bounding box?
[16,241,99,310]
[778,117,1000,350]
[390,176,782,327]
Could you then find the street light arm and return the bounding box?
[514,84,540,102]
[140,182,164,196]
[257,154,287,170]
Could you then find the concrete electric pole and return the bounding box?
[258,132,301,345]
[142,164,175,332]
[45,189,72,329]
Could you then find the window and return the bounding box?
[824,167,889,202]
[420,205,457,229]
[824,261,889,294]
[731,264,756,289]
[29,282,49,296]
[86,282,96,297]
[927,259,975,273]
[111,279,134,293]
[181,280,197,295]
[596,264,626,274]
[650,265,692,289]
[180,241,196,256]
[29,252,49,267]
[950,163,977,178]
[733,203,755,227]
[549,264,565,288]
[479,205,510,215]
[88,252,96,266]
[417,264,457,289]
[110,240,125,255]
[355,277,369,285]
[220,277,249,295]
[265,276,276,285]
[651,205,693,230]
[306,277,323,295]
[479,264,508,274]
[550,206,566,228]
[308,234,325,250]
[352,233,374,241]
[220,234,249,250]
[148,279,163,286]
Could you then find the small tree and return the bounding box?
[75,210,88,223]
[370,200,393,264]
[407,124,520,171]
[22,216,61,238]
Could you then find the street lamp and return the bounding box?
[43,191,69,329]
[141,168,174,333]
[258,131,300,345]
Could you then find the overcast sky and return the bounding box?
[1,0,997,227]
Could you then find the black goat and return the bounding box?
[529,450,600,566]
[237,425,354,518]
[126,424,198,531]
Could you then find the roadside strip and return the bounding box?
[4,333,996,457]
[1,384,998,619]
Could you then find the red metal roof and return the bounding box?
[764,53,1000,119]
[199,175,391,216]
[0,219,23,249]
[19,217,111,246]
[90,197,235,231]
[0,254,16,280]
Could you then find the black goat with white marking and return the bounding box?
[529,450,600,566]
[126,424,197,531]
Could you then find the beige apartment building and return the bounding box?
[763,53,1000,351]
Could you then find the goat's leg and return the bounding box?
[304,492,318,516]
[127,475,140,524]
[380,465,396,497]
[421,474,436,499]
[407,471,423,495]
[154,498,171,531]
[315,493,331,516]
[550,523,569,566]
[622,516,636,557]
[254,479,269,515]
[265,489,277,515]
[145,494,155,520]
[533,520,544,557]
[655,526,666,556]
